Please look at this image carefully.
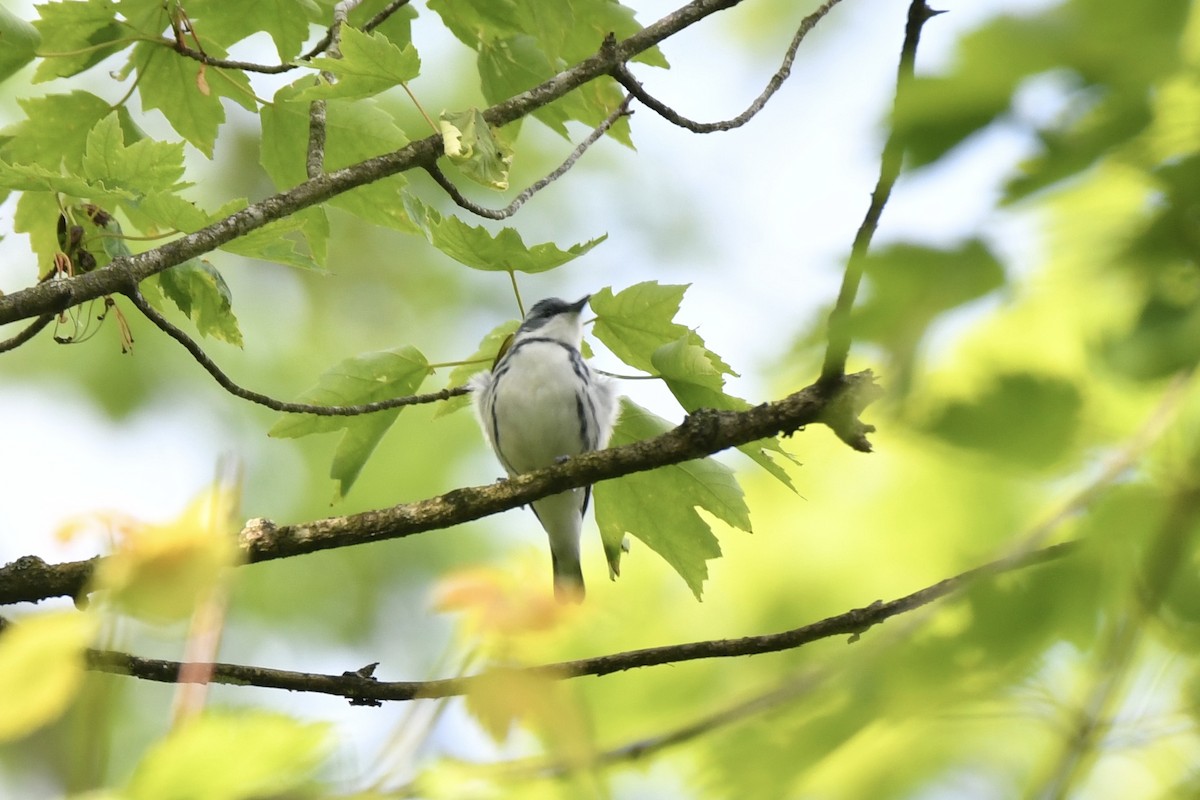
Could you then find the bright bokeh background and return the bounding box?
[4,0,1200,797]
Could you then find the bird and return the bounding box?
[470,295,619,602]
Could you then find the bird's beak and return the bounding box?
[569,295,591,313]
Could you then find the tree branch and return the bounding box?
[819,0,942,384]
[305,0,365,178]
[80,540,1078,703]
[427,95,634,220]
[0,370,880,605]
[0,314,53,353]
[611,0,844,133]
[0,0,778,328]
[126,290,468,415]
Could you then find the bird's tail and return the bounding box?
[551,551,585,603]
[533,490,587,603]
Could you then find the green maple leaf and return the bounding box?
[31,0,121,82]
[269,347,432,498]
[406,194,605,273]
[82,113,188,194]
[439,107,513,190]
[151,259,243,346]
[131,40,256,157]
[652,336,797,489]
[590,281,692,374]
[261,80,412,232]
[593,282,795,488]
[594,399,751,599]
[298,26,421,101]
[1,92,138,174]
[185,0,322,62]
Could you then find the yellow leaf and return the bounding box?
[464,668,595,765]
[93,485,242,624]
[0,612,97,741]
[433,566,571,638]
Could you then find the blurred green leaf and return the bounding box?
[892,15,1060,168]
[0,5,41,84]
[477,35,631,144]
[594,398,751,598]
[1004,93,1154,202]
[0,612,96,742]
[355,1,418,49]
[126,711,330,800]
[924,373,1082,469]
[1102,297,1200,381]
[298,27,421,101]
[269,346,432,497]
[850,239,1005,392]
[853,240,1005,339]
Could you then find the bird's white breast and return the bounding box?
[490,341,585,475]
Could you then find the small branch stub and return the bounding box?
[817,371,883,452]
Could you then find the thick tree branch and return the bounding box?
[820,0,942,384]
[428,96,634,220]
[126,290,468,415]
[0,0,771,328]
[0,370,880,605]
[81,541,1078,703]
[611,0,843,132]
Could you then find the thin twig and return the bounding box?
[0,314,54,353]
[169,0,412,74]
[307,0,365,177]
[611,0,843,133]
[820,0,943,384]
[126,289,468,415]
[82,541,1077,703]
[306,99,328,179]
[427,96,635,220]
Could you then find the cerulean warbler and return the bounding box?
[471,295,619,602]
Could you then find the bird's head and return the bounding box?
[515,295,590,346]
